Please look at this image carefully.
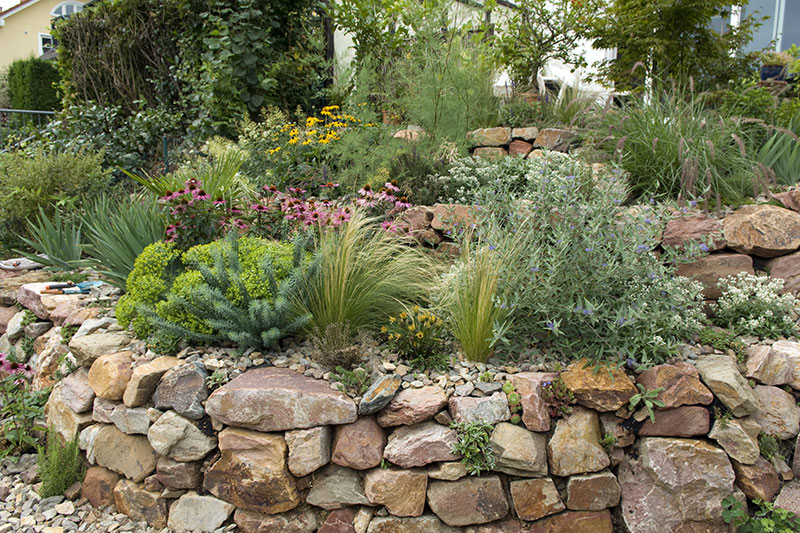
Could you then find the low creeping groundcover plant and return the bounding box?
[437,155,707,367]
[713,272,797,338]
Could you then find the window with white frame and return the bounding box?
[51,1,83,18]
[39,33,55,56]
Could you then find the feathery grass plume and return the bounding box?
[295,210,439,352]
[38,428,84,498]
[594,80,755,203]
[141,231,311,353]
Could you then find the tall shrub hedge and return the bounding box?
[7,57,60,111]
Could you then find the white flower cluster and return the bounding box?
[715,272,797,337]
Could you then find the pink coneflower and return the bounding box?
[213,197,226,206]
[288,187,306,195]
[358,184,374,197]
[333,209,351,225]
[394,196,411,209]
[320,182,340,188]
[384,180,400,192]
[251,203,269,212]
[381,220,399,233]
[265,185,278,193]
[193,189,211,201]
[233,219,249,231]
[356,197,377,208]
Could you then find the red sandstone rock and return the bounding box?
[383,421,460,468]
[732,457,781,502]
[377,386,447,427]
[662,214,726,251]
[427,476,509,527]
[723,204,800,257]
[206,367,357,432]
[636,406,710,437]
[636,362,714,408]
[81,466,120,507]
[527,510,613,533]
[331,416,386,470]
[566,471,621,511]
[561,359,636,412]
[509,372,555,431]
[508,140,533,157]
[510,478,564,521]
[676,253,755,299]
[364,468,428,517]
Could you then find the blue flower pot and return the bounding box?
[761,65,787,81]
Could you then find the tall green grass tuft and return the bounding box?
[437,217,529,362]
[296,211,438,353]
[758,110,800,186]
[37,428,84,498]
[595,86,756,204]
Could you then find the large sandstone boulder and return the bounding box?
[448,392,510,425]
[746,345,795,385]
[305,464,370,510]
[765,340,800,390]
[45,380,93,442]
[636,362,713,409]
[676,253,754,299]
[561,359,636,412]
[167,492,235,532]
[766,250,800,294]
[331,416,386,470]
[123,356,180,407]
[490,422,547,476]
[285,426,333,477]
[547,407,610,477]
[427,476,509,527]
[364,468,428,517]
[204,427,299,514]
[695,355,758,416]
[708,416,761,465]
[152,361,208,419]
[619,438,736,533]
[81,466,120,507]
[723,204,800,257]
[147,410,217,461]
[87,351,133,400]
[383,421,460,468]
[509,372,555,432]
[566,471,621,511]
[234,506,319,533]
[509,478,564,521]
[377,386,447,427]
[113,479,168,529]
[533,128,576,151]
[205,367,357,431]
[732,457,780,502]
[662,213,726,251]
[92,425,158,482]
[366,514,459,533]
[468,127,511,147]
[636,406,710,437]
[527,510,613,533]
[69,331,133,367]
[752,385,800,439]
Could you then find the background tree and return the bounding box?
[487,0,600,92]
[590,0,762,91]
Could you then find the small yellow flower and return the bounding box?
[288,137,298,145]
[307,130,318,136]
[399,312,407,320]
[408,324,416,332]
[413,305,420,312]
[380,326,388,333]
[268,146,282,154]
[389,316,396,323]
[302,139,312,145]
[416,331,424,339]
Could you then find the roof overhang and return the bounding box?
[0,0,44,23]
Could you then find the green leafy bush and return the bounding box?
[450,420,496,476]
[0,66,10,108]
[0,149,110,252]
[7,57,60,111]
[37,429,84,498]
[116,241,181,338]
[142,233,310,352]
[714,273,797,338]
[722,495,800,532]
[441,156,706,367]
[25,102,184,177]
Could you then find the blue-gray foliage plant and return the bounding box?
[441,154,707,367]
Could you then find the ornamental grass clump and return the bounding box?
[295,210,438,353]
[714,273,797,338]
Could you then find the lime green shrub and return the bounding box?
[118,236,297,346]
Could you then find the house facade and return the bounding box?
[0,0,85,69]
